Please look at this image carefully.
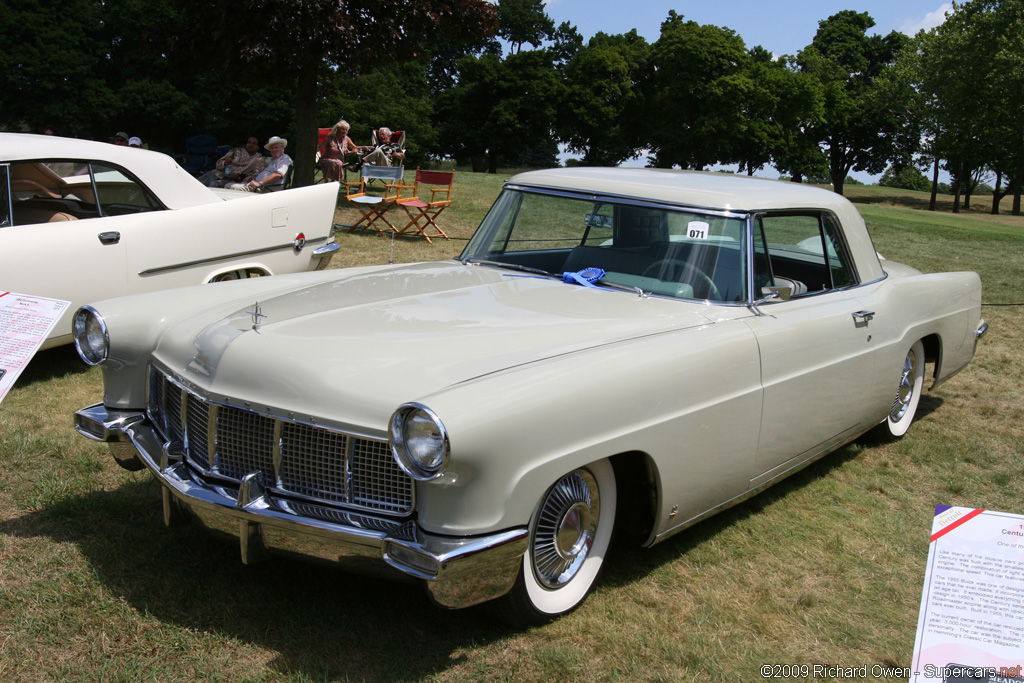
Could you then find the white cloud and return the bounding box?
[897,3,953,35]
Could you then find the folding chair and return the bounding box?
[313,128,331,183]
[343,165,404,234]
[394,168,454,243]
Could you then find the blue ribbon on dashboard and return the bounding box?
[562,267,606,288]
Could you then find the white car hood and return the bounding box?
[155,262,715,429]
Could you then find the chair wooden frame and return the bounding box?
[393,168,454,243]
[342,165,404,234]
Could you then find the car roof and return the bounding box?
[506,167,884,282]
[507,167,852,214]
[0,132,220,210]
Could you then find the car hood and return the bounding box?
[155,261,716,429]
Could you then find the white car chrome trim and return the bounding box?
[137,236,334,276]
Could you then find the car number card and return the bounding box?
[910,506,1024,682]
[0,292,70,404]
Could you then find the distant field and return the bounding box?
[1,173,1022,682]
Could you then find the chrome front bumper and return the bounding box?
[75,403,528,609]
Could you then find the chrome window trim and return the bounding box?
[1,163,11,228]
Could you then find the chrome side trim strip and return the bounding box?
[137,236,331,276]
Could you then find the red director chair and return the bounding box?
[394,168,454,243]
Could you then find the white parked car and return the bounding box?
[73,168,986,623]
[0,133,339,349]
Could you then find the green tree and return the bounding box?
[798,11,917,195]
[879,164,932,192]
[497,0,554,54]
[741,48,827,181]
[0,0,118,137]
[163,0,497,186]
[557,30,649,166]
[644,11,751,170]
[913,0,1024,214]
[435,50,563,172]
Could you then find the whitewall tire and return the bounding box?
[885,340,925,437]
[500,458,617,624]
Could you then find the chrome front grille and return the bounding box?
[148,368,413,515]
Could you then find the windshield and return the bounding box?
[461,188,749,302]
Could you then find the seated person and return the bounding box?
[198,136,264,187]
[317,120,358,182]
[226,136,292,192]
[357,127,404,167]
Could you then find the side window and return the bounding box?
[759,213,858,295]
[90,164,162,215]
[9,160,163,226]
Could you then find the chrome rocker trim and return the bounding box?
[75,402,528,609]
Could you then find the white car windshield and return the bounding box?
[461,188,749,302]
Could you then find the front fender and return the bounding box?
[412,318,762,538]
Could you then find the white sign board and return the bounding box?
[911,506,1024,682]
[0,292,71,404]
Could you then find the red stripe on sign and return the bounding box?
[931,508,985,542]
[0,292,8,298]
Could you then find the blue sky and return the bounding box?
[543,1,952,57]
[542,1,953,180]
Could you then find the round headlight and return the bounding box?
[73,306,109,366]
[389,403,449,481]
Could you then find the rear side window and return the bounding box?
[754,213,858,296]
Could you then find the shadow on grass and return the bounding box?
[10,344,92,387]
[0,395,946,680]
[599,395,944,589]
[0,477,508,681]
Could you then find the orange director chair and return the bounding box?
[394,168,454,243]
[343,165,404,234]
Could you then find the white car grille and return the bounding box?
[148,367,413,516]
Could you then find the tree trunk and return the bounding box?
[991,170,1003,215]
[952,160,963,214]
[292,53,321,188]
[929,157,939,211]
[1015,159,1023,216]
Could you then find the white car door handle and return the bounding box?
[851,310,875,322]
[98,231,121,245]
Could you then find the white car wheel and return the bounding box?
[503,459,616,623]
[886,340,925,437]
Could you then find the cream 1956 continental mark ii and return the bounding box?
[74,168,987,623]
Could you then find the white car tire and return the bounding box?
[885,340,925,437]
[500,458,617,624]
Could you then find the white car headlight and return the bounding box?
[389,403,449,481]
[73,306,109,366]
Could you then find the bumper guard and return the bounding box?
[74,403,527,609]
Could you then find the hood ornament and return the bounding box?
[246,302,267,332]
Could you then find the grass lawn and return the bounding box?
[1,172,1022,682]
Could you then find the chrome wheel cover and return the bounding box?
[531,469,601,589]
[890,346,919,423]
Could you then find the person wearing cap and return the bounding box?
[128,136,143,148]
[198,135,264,187]
[113,132,130,146]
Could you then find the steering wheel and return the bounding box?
[641,259,721,300]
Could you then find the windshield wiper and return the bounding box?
[461,258,555,278]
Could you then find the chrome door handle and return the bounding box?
[851,310,875,322]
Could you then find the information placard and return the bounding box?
[0,291,71,404]
[911,506,1024,682]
